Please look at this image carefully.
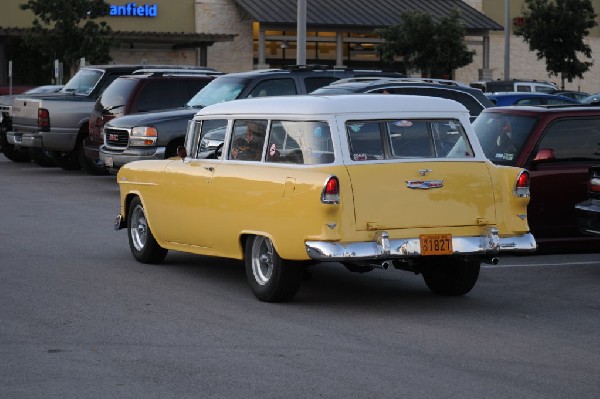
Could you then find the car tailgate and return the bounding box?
[346,161,497,231]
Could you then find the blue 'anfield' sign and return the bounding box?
[109,3,158,17]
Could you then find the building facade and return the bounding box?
[1,0,600,92]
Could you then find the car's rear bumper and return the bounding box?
[305,228,537,261]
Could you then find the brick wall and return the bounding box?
[195,0,254,73]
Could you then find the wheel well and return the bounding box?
[240,234,251,255]
[123,193,138,224]
[77,122,90,143]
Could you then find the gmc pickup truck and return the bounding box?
[8,64,214,174]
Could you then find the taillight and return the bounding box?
[514,170,530,198]
[590,177,600,192]
[321,176,340,204]
[38,108,50,131]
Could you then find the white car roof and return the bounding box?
[194,94,469,118]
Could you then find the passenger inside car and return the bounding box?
[230,120,267,161]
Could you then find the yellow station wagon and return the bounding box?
[114,94,537,302]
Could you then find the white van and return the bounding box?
[471,80,557,93]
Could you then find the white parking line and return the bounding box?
[483,260,600,268]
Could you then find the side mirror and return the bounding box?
[533,148,555,162]
[177,145,187,159]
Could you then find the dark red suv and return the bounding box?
[472,105,600,251]
[84,71,217,167]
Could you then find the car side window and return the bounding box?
[135,80,184,112]
[348,119,473,161]
[347,122,385,161]
[537,119,600,162]
[304,77,338,93]
[266,121,334,165]
[515,98,542,105]
[197,119,228,158]
[229,120,268,161]
[247,79,297,97]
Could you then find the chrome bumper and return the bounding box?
[6,131,43,148]
[305,229,537,261]
[100,145,166,169]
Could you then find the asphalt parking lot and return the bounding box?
[0,156,599,399]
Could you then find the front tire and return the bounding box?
[127,197,168,264]
[76,138,107,175]
[244,235,302,302]
[422,258,480,296]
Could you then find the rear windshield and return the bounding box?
[95,77,137,115]
[62,68,104,95]
[472,113,537,165]
[187,77,246,108]
[346,119,474,161]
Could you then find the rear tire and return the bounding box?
[51,150,81,170]
[244,235,302,302]
[127,197,168,264]
[1,119,30,162]
[1,143,30,162]
[29,149,56,167]
[422,258,480,296]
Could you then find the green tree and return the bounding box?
[378,9,474,78]
[20,0,113,79]
[515,0,597,89]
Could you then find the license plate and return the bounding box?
[104,156,113,167]
[419,234,453,255]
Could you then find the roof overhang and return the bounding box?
[0,27,236,49]
[234,0,504,33]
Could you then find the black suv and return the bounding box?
[312,77,494,121]
[84,70,218,168]
[99,65,405,172]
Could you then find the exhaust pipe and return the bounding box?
[368,260,394,270]
[481,257,499,265]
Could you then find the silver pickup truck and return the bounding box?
[8,65,151,174]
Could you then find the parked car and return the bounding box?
[99,65,405,172]
[471,79,557,93]
[472,105,600,250]
[485,92,580,106]
[7,64,217,173]
[550,90,589,102]
[84,70,217,170]
[113,94,536,302]
[575,166,600,236]
[23,85,64,94]
[311,77,494,121]
[581,92,600,105]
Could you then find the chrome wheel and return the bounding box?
[127,197,168,264]
[251,236,274,285]
[130,204,148,252]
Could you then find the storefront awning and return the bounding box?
[0,27,236,49]
[234,0,503,32]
